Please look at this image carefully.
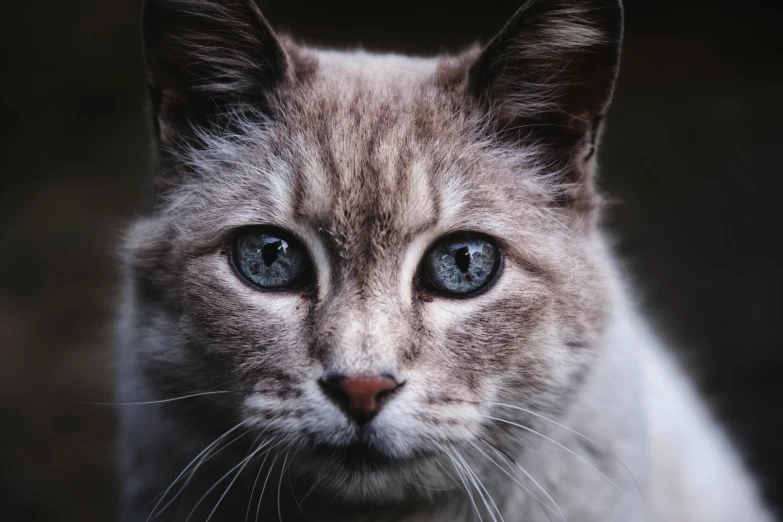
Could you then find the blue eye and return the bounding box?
[420,233,500,296]
[232,228,310,289]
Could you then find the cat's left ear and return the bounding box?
[467,0,623,209]
[142,0,290,146]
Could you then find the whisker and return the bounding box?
[148,420,248,520]
[476,438,562,522]
[481,415,625,495]
[406,452,463,492]
[297,471,322,506]
[454,451,491,522]
[408,478,460,492]
[432,453,463,489]
[285,450,310,514]
[445,447,483,522]
[205,438,276,522]
[490,402,644,500]
[489,403,602,447]
[455,450,503,522]
[468,439,560,521]
[12,390,243,407]
[185,438,276,522]
[246,450,272,522]
[161,429,250,517]
[277,451,290,522]
[256,453,280,522]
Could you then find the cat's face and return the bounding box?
[129,0,622,500]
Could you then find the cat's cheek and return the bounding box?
[417,262,541,346]
[415,263,556,401]
[179,253,313,360]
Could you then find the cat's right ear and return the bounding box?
[142,0,290,147]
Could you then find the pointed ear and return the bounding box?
[468,0,623,206]
[142,0,290,146]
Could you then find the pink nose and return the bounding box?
[319,375,402,425]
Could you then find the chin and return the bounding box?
[298,440,448,501]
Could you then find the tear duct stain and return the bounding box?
[417,291,434,303]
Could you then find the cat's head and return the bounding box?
[126,0,622,499]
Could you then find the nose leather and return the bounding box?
[319,375,401,425]
[341,376,397,416]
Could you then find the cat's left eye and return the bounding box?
[231,227,311,290]
[417,232,501,297]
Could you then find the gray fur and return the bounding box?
[117,1,774,521]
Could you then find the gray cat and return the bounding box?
[116,0,774,520]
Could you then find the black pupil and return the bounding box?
[454,246,471,273]
[262,239,284,266]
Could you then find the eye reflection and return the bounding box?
[261,238,287,266]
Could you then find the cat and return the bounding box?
[116,0,775,520]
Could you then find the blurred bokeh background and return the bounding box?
[0,1,780,520]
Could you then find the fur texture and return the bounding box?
[116,1,775,521]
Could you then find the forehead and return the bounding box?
[274,52,536,246]
[171,51,557,266]
[285,57,447,247]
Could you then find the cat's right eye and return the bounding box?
[231,227,311,290]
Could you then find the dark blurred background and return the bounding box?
[0,1,781,520]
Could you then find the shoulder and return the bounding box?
[640,338,774,522]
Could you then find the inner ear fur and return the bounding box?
[467,0,623,213]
